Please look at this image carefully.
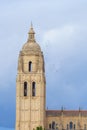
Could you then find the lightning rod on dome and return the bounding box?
[31,21,33,28]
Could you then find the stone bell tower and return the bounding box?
[15,24,46,130]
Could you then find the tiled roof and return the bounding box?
[46,110,87,117]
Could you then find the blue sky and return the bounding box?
[0,127,14,130]
[0,0,87,128]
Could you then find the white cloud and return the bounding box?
[42,24,87,109]
[43,25,74,43]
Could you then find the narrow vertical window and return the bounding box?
[74,124,75,130]
[32,82,36,96]
[70,122,73,129]
[49,124,51,129]
[29,61,32,72]
[52,121,55,129]
[24,82,27,96]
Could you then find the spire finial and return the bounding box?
[27,22,35,42]
[31,21,33,28]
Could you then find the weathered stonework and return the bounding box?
[16,25,87,130]
[46,110,87,130]
[15,25,46,130]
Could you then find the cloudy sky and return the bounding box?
[0,0,87,128]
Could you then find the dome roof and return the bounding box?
[22,24,41,52]
[22,41,41,52]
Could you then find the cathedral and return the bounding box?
[15,25,87,130]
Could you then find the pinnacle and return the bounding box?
[28,23,35,42]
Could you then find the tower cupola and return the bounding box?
[22,24,41,52]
